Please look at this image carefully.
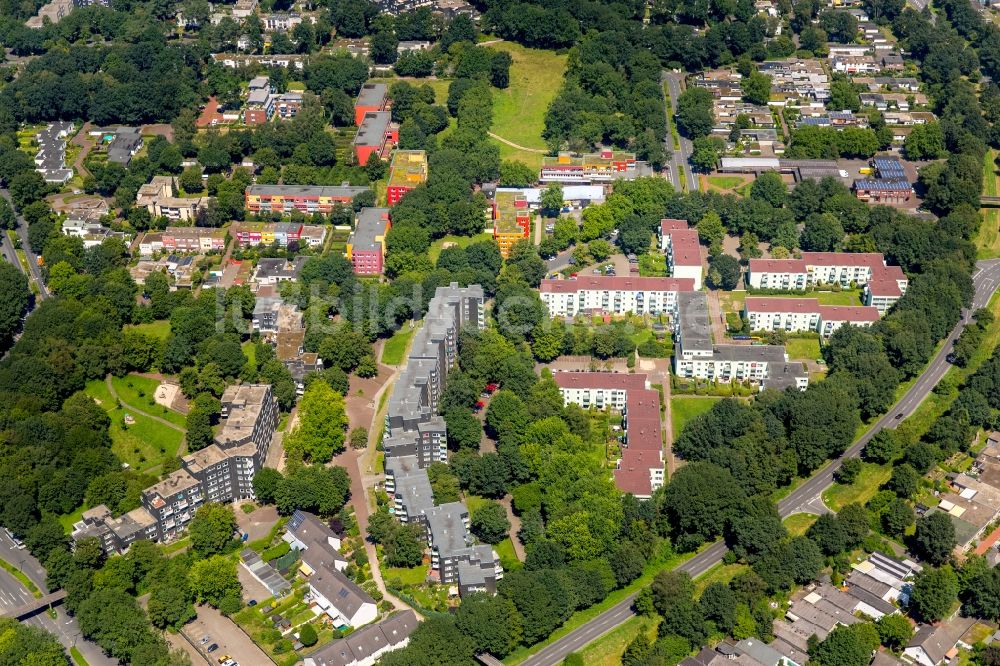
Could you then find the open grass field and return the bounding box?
[575,615,658,666]
[111,375,186,427]
[382,325,416,365]
[488,42,567,170]
[822,462,891,512]
[428,232,494,263]
[670,396,722,439]
[784,513,818,537]
[85,379,184,473]
[705,175,750,191]
[785,337,821,361]
[124,319,171,340]
[979,151,1000,259]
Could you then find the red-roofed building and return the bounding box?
[659,219,689,245]
[743,296,880,337]
[864,264,908,314]
[746,252,908,294]
[746,258,808,290]
[552,373,664,498]
[539,276,696,317]
[663,228,703,289]
[818,305,881,337]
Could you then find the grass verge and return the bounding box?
[822,462,891,512]
[0,558,41,598]
[575,615,658,666]
[784,513,818,537]
[70,647,90,666]
[381,326,416,365]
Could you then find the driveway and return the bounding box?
[183,604,274,666]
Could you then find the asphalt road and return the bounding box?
[0,188,49,300]
[546,248,574,273]
[663,72,699,193]
[0,531,113,665]
[523,259,1000,666]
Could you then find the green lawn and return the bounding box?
[784,513,818,537]
[822,462,891,512]
[70,647,90,666]
[489,42,567,170]
[638,254,667,277]
[58,505,86,534]
[495,538,522,571]
[84,380,184,473]
[382,326,416,365]
[124,320,171,340]
[693,563,747,596]
[428,233,494,263]
[760,290,862,306]
[242,340,257,369]
[384,564,428,586]
[978,151,1000,259]
[370,77,451,105]
[706,176,747,190]
[576,615,658,666]
[785,337,821,361]
[111,375,186,427]
[670,397,722,439]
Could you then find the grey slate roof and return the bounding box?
[305,610,417,666]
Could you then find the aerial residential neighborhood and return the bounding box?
[2,0,1000,665]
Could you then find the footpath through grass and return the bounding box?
[110,375,186,427]
[489,42,567,169]
[0,557,41,598]
[84,379,184,474]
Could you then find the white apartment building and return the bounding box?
[746,258,809,290]
[744,297,881,337]
[675,292,809,391]
[539,276,695,317]
[662,223,703,290]
[746,253,908,293]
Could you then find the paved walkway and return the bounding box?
[498,496,525,562]
[705,289,728,343]
[105,375,186,433]
[487,132,547,153]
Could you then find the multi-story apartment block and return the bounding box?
[426,503,503,594]
[74,382,283,553]
[211,53,307,70]
[261,12,303,31]
[162,226,226,253]
[245,184,371,215]
[674,292,809,391]
[863,269,904,314]
[386,150,427,205]
[381,284,499,595]
[354,111,398,164]
[354,83,389,126]
[136,176,209,222]
[553,372,665,499]
[659,220,703,289]
[274,92,303,119]
[744,297,880,337]
[746,258,808,290]
[347,207,391,275]
[747,253,907,293]
[539,151,637,184]
[539,276,695,318]
[492,189,531,259]
[245,76,275,125]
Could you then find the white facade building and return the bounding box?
[660,220,703,290]
[539,276,695,317]
[744,297,881,337]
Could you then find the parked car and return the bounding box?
[206,644,218,653]
[217,654,230,663]
[248,600,257,606]
[200,636,211,645]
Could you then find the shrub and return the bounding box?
[262,542,291,562]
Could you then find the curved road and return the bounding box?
[523,259,1000,666]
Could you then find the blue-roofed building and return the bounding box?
[874,157,906,180]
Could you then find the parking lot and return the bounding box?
[183,604,274,666]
